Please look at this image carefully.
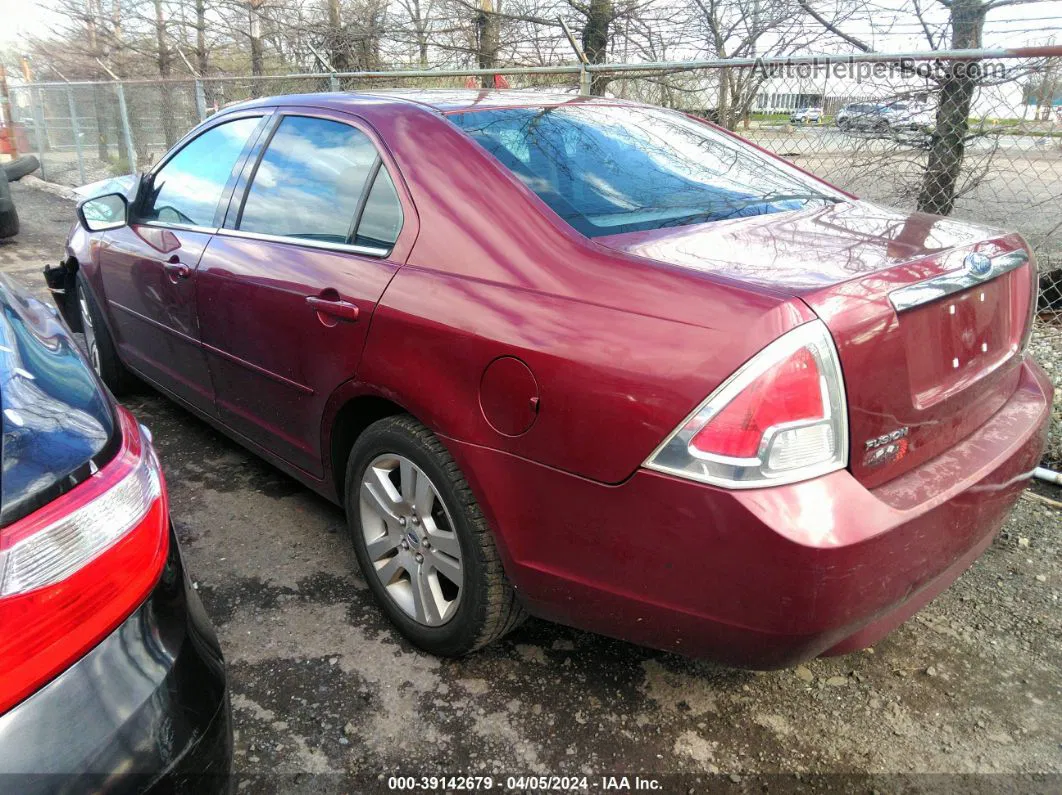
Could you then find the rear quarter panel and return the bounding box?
[359,267,809,483]
[352,103,813,483]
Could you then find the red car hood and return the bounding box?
[597,200,1038,489]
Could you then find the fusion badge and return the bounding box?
[863,426,910,468]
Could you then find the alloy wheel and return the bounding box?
[358,453,464,626]
[78,288,101,376]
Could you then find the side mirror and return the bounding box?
[77,193,128,232]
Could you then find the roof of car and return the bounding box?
[225,89,635,116]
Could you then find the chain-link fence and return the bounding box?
[8,51,1062,304]
[7,52,1060,266]
[6,48,1062,463]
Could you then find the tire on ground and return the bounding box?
[344,414,526,656]
[1,155,40,183]
[76,272,135,395]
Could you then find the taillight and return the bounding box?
[644,320,848,488]
[1021,249,1038,354]
[0,408,168,713]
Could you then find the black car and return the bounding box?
[0,273,231,792]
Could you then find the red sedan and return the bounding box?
[48,91,1051,667]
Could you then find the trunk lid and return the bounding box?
[0,275,117,526]
[596,201,1036,488]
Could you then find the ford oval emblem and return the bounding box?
[964,252,992,278]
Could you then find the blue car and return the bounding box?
[0,273,231,792]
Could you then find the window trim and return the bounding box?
[226,111,403,259]
[215,227,391,258]
[134,111,274,234]
[346,156,383,242]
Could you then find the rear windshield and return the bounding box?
[448,105,837,238]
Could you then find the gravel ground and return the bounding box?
[2,182,1060,793]
[1030,324,1062,468]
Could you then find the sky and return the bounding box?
[1,0,62,49]
[2,0,1061,55]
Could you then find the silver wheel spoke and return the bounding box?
[359,452,463,628]
[426,529,460,559]
[399,459,415,503]
[362,467,402,524]
[79,291,100,374]
[411,569,442,625]
[424,547,462,583]
[413,471,435,516]
[365,532,398,562]
[375,554,404,585]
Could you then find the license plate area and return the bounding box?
[903,270,1020,409]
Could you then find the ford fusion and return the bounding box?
[45,91,1051,667]
[0,275,230,790]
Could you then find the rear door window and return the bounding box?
[354,168,403,250]
[238,116,386,246]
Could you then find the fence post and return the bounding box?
[194,79,207,122]
[65,84,86,185]
[31,86,47,181]
[114,82,136,174]
[329,74,339,91]
[558,15,591,96]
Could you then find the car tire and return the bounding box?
[345,414,526,656]
[0,168,18,239]
[1,155,40,183]
[76,273,135,395]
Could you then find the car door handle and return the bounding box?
[164,259,190,280]
[306,295,360,322]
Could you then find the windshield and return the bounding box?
[448,105,839,238]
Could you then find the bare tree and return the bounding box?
[396,0,435,66]
[692,0,812,128]
[152,0,181,146]
[322,0,351,71]
[194,0,210,74]
[249,0,266,77]
[797,0,1054,215]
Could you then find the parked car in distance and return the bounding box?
[789,106,822,124]
[837,100,934,132]
[47,90,1051,668]
[0,274,231,791]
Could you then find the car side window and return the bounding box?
[354,167,403,250]
[142,117,261,228]
[238,116,380,245]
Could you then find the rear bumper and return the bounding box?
[452,358,1052,668]
[0,522,232,793]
